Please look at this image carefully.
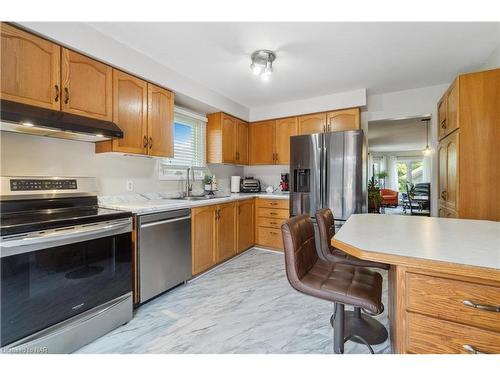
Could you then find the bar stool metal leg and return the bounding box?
[333,303,345,354]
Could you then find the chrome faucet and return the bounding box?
[185,167,195,197]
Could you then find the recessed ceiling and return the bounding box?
[86,22,499,108]
[368,117,430,153]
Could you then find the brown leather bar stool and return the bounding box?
[281,215,386,354]
[315,208,389,346]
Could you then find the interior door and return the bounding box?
[147,83,174,157]
[222,114,236,163]
[61,48,112,121]
[249,120,275,165]
[237,120,249,165]
[111,70,148,154]
[1,23,61,110]
[216,203,236,262]
[275,117,298,164]
[298,113,326,135]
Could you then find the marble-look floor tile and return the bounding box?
[77,248,391,354]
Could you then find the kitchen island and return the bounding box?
[332,214,500,354]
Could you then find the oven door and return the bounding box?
[0,218,132,347]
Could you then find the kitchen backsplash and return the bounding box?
[0,131,287,196]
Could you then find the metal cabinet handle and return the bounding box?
[275,153,279,162]
[463,344,486,354]
[270,202,278,206]
[149,137,153,149]
[269,231,278,235]
[269,212,278,215]
[143,136,148,148]
[54,85,60,102]
[141,216,191,228]
[64,87,69,104]
[441,190,448,200]
[441,120,447,129]
[463,300,500,313]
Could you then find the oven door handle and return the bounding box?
[0,219,132,256]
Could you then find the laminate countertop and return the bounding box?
[99,192,289,215]
[332,214,500,271]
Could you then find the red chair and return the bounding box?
[380,189,398,207]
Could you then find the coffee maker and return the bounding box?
[279,173,289,192]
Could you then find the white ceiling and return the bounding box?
[368,117,430,152]
[86,22,499,108]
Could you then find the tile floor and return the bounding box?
[77,248,391,354]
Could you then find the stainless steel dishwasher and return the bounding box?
[138,209,192,303]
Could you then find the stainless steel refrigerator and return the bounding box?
[290,130,367,225]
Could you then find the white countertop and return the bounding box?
[334,214,500,270]
[99,192,289,215]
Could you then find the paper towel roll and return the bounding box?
[230,176,241,193]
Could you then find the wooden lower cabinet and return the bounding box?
[192,200,256,275]
[255,198,289,251]
[390,265,500,354]
[237,199,255,253]
[191,205,217,275]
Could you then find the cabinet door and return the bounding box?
[298,113,326,135]
[192,206,216,275]
[327,108,360,132]
[249,120,275,165]
[1,23,60,110]
[222,114,237,163]
[111,70,148,154]
[438,140,448,207]
[61,48,112,121]
[216,203,236,262]
[446,131,459,211]
[275,117,298,165]
[147,83,174,157]
[438,96,447,139]
[237,199,255,253]
[446,80,459,137]
[237,120,249,165]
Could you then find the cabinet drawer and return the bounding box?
[406,272,500,332]
[256,199,289,209]
[257,207,289,219]
[407,312,500,354]
[257,217,286,229]
[256,227,283,250]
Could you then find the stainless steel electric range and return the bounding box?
[0,176,133,353]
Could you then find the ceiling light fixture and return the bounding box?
[422,118,431,156]
[250,50,276,81]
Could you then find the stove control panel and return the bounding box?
[10,179,78,191]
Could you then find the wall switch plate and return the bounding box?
[126,180,134,192]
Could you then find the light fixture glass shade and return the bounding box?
[423,146,431,156]
[250,63,262,75]
[250,50,276,80]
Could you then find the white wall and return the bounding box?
[243,165,289,191]
[363,83,449,216]
[249,89,366,121]
[0,131,241,196]
[480,43,500,70]
[17,22,249,120]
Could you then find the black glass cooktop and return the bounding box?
[0,198,132,236]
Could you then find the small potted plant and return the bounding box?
[376,170,388,189]
[203,175,213,193]
[368,177,382,213]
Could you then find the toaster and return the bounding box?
[240,177,261,193]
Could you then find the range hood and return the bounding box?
[0,100,123,142]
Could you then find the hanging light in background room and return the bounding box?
[250,50,276,81]
[422,118,431,156]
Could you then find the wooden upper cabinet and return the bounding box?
[237,119,249,165]
[222,115,237,163]
[147,83,174,157]
[275,117,298,165]
[327,108,360,132]
[438,79,459,140]
[61,48,112,121]
[216,203,236,263]
[1,23,61,110]
[298,112,327,135]
[249,120,275,165]
[438,96,447,139]
[237,199,255,253]
[192,205,216,275]
[109,70,148,154]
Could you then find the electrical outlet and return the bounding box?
[126,180,134,192]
